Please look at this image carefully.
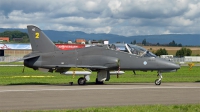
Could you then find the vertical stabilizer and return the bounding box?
[27,25,60,53]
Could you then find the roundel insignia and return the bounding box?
[143,61,147,65]
[32,28,35,31]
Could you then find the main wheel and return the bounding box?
[95,78,104,84]
[155,79,161,85]
[78,77,86,85]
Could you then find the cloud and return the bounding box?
[94,26,112,34]
[0,0,200,36]
[184,2,200,19]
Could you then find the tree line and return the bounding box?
[0,31,29,43]
[130,39,197,57]
[131,39,183,47]
[154,48,193,57]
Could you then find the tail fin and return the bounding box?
[27,25,60,53]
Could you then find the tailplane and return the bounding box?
[27,25,60,53]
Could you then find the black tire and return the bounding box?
[78,77,86,85]
[155,79,161,85]
[95,78,104,84]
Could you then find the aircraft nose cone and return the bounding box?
[168,62,180,70]
[157,59,180,70]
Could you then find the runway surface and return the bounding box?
[0,83,200,111]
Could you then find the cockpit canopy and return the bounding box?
[109,43,157,57]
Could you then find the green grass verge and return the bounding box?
[0,62,23,65]
[0,66,199,85]
[0,67,200,111]
[27,104,200,112]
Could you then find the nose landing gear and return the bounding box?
[155,71,162,85]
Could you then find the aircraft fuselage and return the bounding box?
[24,46,180,71]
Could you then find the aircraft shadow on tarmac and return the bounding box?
[7,82,155,86]
[7,82,51,86]
[6,82,95,86]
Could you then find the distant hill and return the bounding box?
[0,28,199,46]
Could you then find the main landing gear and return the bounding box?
[155,71,162,85]
[77,75,90,85]
[77,77,104,85]
[95,78,104,84]
[78,77,86,85]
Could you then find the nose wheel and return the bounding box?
[155,79,161,85]
[155,71,162,85]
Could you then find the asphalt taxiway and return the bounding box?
[0,83,199,111]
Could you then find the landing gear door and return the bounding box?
[97,70,109,82]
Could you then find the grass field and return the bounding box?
[38,104,200,112]
[0,66,199,85]
[0,66,200,111]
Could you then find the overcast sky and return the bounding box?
[0,0,200,36]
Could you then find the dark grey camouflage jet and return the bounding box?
[19,25,180,85]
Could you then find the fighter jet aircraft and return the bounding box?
[19,25,180,85]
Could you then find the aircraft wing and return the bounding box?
[54,65,117,73]
[43,55,120,70]
[44,65,111,69]
[42,56,120,73]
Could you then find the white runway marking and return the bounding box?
[0,86,200,93]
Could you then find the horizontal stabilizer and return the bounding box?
[9,55,40,63]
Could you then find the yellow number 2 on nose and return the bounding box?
[35,32,39,38]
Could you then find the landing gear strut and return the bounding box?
[95,70,107,84]
[95,78,104,84]
[78,77,86,85]
[155,71,162,85]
